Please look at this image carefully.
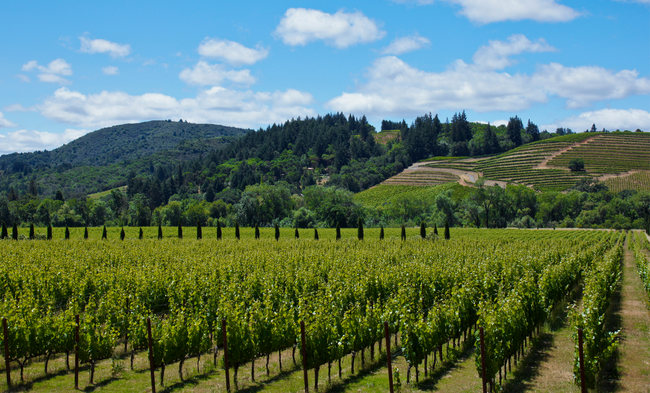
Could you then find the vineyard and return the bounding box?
[0,227,640,392]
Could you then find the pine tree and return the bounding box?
[401,225,406,241]
[274,223,280,241]
[158,224,163,240]
[380,225,384,240]
[217,220,222,240]
[120,227,126,241]
[420,221,426,239]
[444,221,450,240]
[295,228,299,239]
[139,228,144,240]
[506,116,523,146]
[12,222,18,240]
[434,224,438,236]
[47,225,52,240]
[102,225,107,240]
[84,227,89,239]
[29,223,35,240]
[255,225,260,239]
[235,222,240,240]
[178,222,183,239]
[197,220,202,240]
[1,221,7,239]
[336,223,341,240]
[357,218,364,241]
[314,228,319,240]
[65,226,70,240]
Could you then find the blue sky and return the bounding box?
[0,0,648,154]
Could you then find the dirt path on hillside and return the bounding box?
[401,162,508,188]
[534,135,602,170]
[596,170,642,182]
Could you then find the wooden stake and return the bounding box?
[384,322,394,393]
[75,314,79,390]
[578,328,586,393]
[222,319,230,392]
[147,318,156,393]
[2,318,10,388]
[301,321,309,393]
[480,326,487,393]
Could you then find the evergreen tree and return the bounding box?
[357,218,364,241]
[139,228,144,240]
[120,227,126,240]
[506,116,523,146]
[274,223,280,241]
[314,228,319,240]
[102,225,107,240]
[380,225,384,240]
[178,222,183,239]
[12,222,18,240]
[434,224,438,236]
[526,120,540,142]
[336,222,341,240]
[420,221,426,239]
[84,227,89,239]
[235,222,240,240]
[217,220,222,240]
[197,220,202,240]
[65,226,70,240]
[158,224,163,240]
[47,224,52,240]
[401,225,406,241]
[255,225,260,239]
[444,221,450,240]
[29,223,35,240]
[483,122,499,154]
[1,221,7,239]
[295,228,299,239]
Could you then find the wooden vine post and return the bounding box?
[222,319,230,392]
[146,317,156,393]
[480,326,487,393]
[301,320,309,393]
[384,322,394,393]
[3,317,10,388]
[578,328,586,393]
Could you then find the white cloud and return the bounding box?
[275,8,385,48]
[37,87,315,130]
[614,0,650,4]
[0,112,17,128]
[542,108,650,132]
[79,37,131,58]
[472,34,555,70]
[381,34,430,55]
[391,0,580,23]
[0,128,91,155]
[179,61,256,86]
[21,59,72,85]
[3,104,29,112]
[198,38,269,66]
[102,66,119,75]
[15,74,30,82]
[326,35,650,116]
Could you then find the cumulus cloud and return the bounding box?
[21,59,72,84]
[179,61,256,86]
[3,104,29,112]
[381,34,430,55]
[102,66,119,75]
[472,34,555,70]
[326,35,650,116]
[542,108,650,132]
[0,112,17,128]
[37,87,315,130]
[16,74,30,82]
[198,38,269,66]
[391,0,580,23]
[275,8,385,48]
[79,37,131,58]
[0,128,91,155]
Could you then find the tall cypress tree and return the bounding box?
[295,228,299,239]
[47,224,52,240]
[1,221,7,239]
[434,224,438,236]
[274,223,280,241]
[314,228,319,240]
[65,226,70,240]
[379,225,384,240]
[139,228,144,240]
[102,225,107,240]
[197,220,202,240]
[29,223,35,240]
[217,220,222,240]
[120,227,126,241]
[444,220,450,240]
[420,221,426,239]
[255,225,260,239]
[235,222,240,240]
[178,222,183,239]
[336,222,341,240]
[84,226,89,239]
[401,225,406,241]
[158,224,163,240]
[357,218,364,241]
[12,222,18,240]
